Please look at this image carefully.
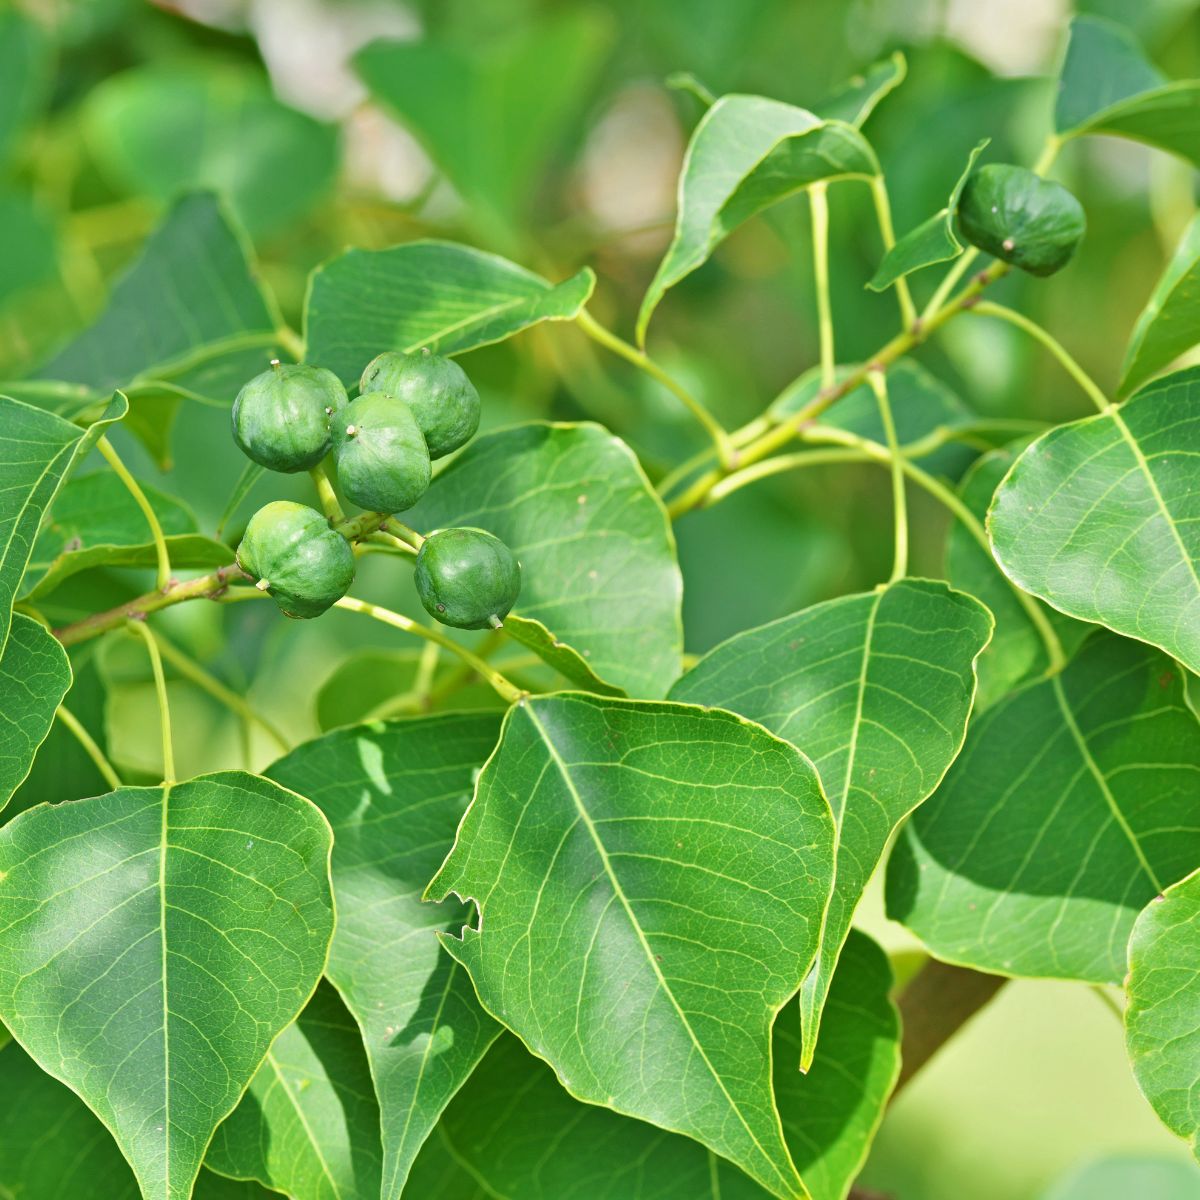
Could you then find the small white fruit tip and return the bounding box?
[255,578,270,591]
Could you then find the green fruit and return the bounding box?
[331,393,432,514]
[359,350,481,459]
[232,363,348,472]
[236,500,355,619]
[955,164,1085,277]
[414,527,521,629]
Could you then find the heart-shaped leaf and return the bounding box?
[427,693,836,1200]
[887,633,1200,983]
[0,770,334,1200]
[1125,868,1200,1161]
[670,579,991,1065]
[266,712,504,1200]
[989,367,1200,675]
[406,929,898,1200]
[637,96,878,344]
[304,241,594,386]
[0,613,70,812]
[408,422,682,699]
[206,981,383,1200]
[1120,212,1200,396]
[1056,16,1200,167]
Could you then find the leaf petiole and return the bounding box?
[97,435,172,592]
[124,618,176,784]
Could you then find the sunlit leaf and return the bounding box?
[671,579,990,1065]
[427,693,836,1199]
[409,423,682,698]
[267,713,504,1200]
[1125,868,1200,1162]
[503,614,627,696]
[989,367,1200,675]
[0,771,334,1200]
[887,633,1200,983]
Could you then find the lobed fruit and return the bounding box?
[414,526,521,629]
[955,163,1085,277]
[236,500,355,619]
[232,362,348,472]
[331,393,432,513]
[359,349,481,459]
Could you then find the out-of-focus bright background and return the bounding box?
[4,0,1200,1196]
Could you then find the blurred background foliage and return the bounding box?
[3,0,1200,1196]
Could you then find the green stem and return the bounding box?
[335,511,393,541]
[125,618,176,784]
[55,705,122,791]
[145,627,290,754]
[705,448,873,505]
[810,182,836,390]
[868,369,907,581]
[362,532,417,557]
[870,174,917,329]
[968,300,1110,414]
[1032,134,1062,177]
[97,436,172,592]
[309,463,345,523]
[384,517,425,548]
[275,324,305,362]
[333,596,526,705]
[920,248,978,324]
[576,308,736,468]
[1092,985,1124,1022]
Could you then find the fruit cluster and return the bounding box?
[230,350,521,628]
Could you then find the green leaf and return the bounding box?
[503,614,627,696]
[22,470,233,600]
[0,6,51,168]
[304,241,594,386]
[0,771,334,1200]
[355,11,611,239]
[868,140,986,291]
[36,193,278,395]
[266,712,504,1200]
[426,693,836,1200]
[637,96,879,344]
[1125,869,1200,1162]
[670,579,991,1066]
[0,614,70,812]
[1045,1155,1200,1200]
[887,632,1200,983]
[812,51,907,128]
[946,446,1090,709]
[206,981,383,1200]
[989,367,1200,675]
[1055,15,1200,166]
[407,929,898,1200]
[0,391,125,653]
[409,422,682,698]
[1120,212,1200,395]
[0,190,59,309]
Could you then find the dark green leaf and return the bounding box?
[427,693,836,1200]
[670,579,991,1066]
[503,614,627,696]
[0,6,50,168]
[0,190,58,309]
[207,981,383,1200]
[267,713,503,1199]
[0,771,334,1200]
[887,633,1200,983]
[1125,869,1200,1161]
[304,241,594,386]
[409,423,682,698]
[989,367,1200,675]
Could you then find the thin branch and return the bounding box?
[309,462,345,523]
[97,436,172,591]
[55,705,122,791]
[125,618,175,784]
[868,368,907,581]
[810,182,836,389]
[869,174,916,329]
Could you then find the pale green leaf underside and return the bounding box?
[989,367,1200,675]
[0,771,334,1200]
[428,693,836,1200]
[887,633,1200,983]
[206,981,383,1200]
[408,422,683,699]
[1120,212,1200,396]
[406,930,898,1200]
[637,95,877,344]
[303,240,595,385]
[1125,868,1200,1161]
[670,578,990,1066]
[0,613,70,811]
[267,712,504,1200]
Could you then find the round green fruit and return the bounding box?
[414,527,521,629]
[955,163,1085,277]
[236,500,355,619]
[331,393,432,513]
[232,363,348,472]
[359,350,480,459]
